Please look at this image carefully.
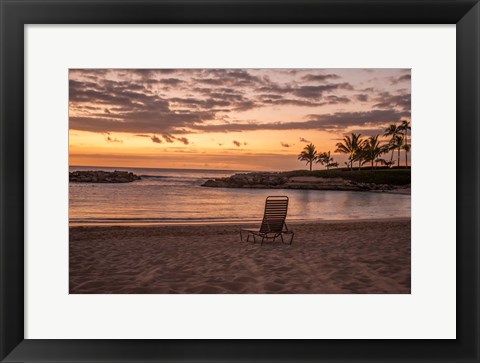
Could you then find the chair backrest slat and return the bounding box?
[259,196,289,233]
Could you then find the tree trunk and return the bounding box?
[309,161,312,172]
[371,160,374,170]
[397,147,400,167]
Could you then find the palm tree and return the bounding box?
[375,158,394,168]
[335,133,362,170]
[361,135,385,170]
[384,124,403,167]
[316,151,338,170]
[327,161,339,169]
[297,143,318,171]
[399,120,411,167]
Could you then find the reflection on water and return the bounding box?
[69,167,411,224]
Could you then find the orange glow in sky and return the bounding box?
[69,69,411,170]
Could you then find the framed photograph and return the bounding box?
[1,1,478,362]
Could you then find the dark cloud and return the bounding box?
[373,92,410,111]
[163,134,175,143]
[151,135,162,143]
[104,134,123,143]
[305,109,409,130]
[258,82,353,100]
[292,83,353,99]
[233,100,257,111]
[391,74,411,85]
[176,137,189,145]
[324,95,350,104]
[302,74,340,82]
[170,97,231,109]
[135,133,189,145]
[69,69,410,139]
[194,78,224,86]
[299,137,311,143]
[260,96,349,107]
[280,142,292,148]
[159,78,184,86]
[193,69,264,88]
[194,109,408,133]
[126,69,178,79]
[233,140,241,147]
[354,94,369,102]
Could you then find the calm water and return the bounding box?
[69,166,411,225]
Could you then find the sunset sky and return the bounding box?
[69,68,411,170]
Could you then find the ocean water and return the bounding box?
[69,166,411,225]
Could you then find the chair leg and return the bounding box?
[289,232,294,245]
[261,237,265,245]
[280,234,284,243]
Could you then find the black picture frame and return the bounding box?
[1,1,479,362]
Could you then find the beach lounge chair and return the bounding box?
[240,196,294,245]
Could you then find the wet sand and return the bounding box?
[69,219,411,294]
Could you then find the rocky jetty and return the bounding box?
[201,172,407,193]
[69,170,141,183]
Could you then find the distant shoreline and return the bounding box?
[201,169,411,194]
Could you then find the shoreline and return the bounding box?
[69,216,410,227]
[201,170,411,194]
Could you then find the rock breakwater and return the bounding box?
[69,170,141,183]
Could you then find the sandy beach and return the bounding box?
[70,219,410,294]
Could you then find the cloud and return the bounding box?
[280,142,292,148]
[194,109,408,133]
[105,136,123,143]
[299,137,311,143]
[372,92,410,111]
[163,134,175,143]
[354,94,369,102]
[391,74,411,85]
[151,135,162,143]
[176,137,189,145]
[193,69,264,88]
[69,69,410,139]
[135,133,189,145]
[159,78,184,86]
[302,73,340,82]
[257,82,353,100]
[324,95,350,104]
[233,140,241,147]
